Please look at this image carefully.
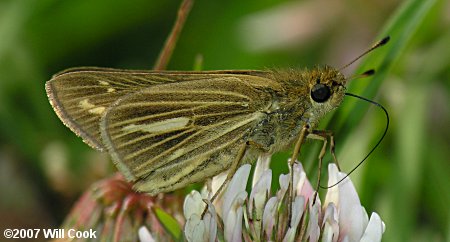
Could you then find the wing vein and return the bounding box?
[133,113,260,174]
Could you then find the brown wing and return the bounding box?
[46,68,181,150]
[100,76,276,194]
[46,67,273,151]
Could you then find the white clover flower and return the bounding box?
[183,157,386,242]
[322,164,386,242]
[184,190,217,242]
[138,226,156,242]
[222,164,250,242]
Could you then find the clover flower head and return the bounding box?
[184,156,385,242]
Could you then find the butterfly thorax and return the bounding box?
[249,66,347,153]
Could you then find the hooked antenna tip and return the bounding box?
[339,36,390,71]
[363,69,375,76]
[379,36,390,46]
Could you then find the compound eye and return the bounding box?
[311,83,331,103]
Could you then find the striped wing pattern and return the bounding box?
[101,77,272,194]
[46,68,182,150]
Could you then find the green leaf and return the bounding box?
[153,206,183,241]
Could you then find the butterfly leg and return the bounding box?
[310,130,340,170]
[201,139,270,218]
[288,125,310,219]
[306,132,327,205]
[202,142,249,217]
[307,130,340,204]
[211,143,248,202]
[209,139,271,202]
[330,134,340,170]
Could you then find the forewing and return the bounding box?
[46,68,188,150]
[100,77,273,194]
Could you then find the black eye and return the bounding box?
[311,83,331,103]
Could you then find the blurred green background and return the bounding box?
[0,0,448,241]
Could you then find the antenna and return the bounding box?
[339,36,390,71]
[319,36,391,189]
[348,69,376,81]
[321,93,390,189]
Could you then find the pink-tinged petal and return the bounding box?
[222,164,251,222]
[282,162,314,204]
[262,196,278,239]
[360,212,385,242]
[325,164,365,242]
[224,191,247,242]
[138,226,155,242]
[252,154,272,187]
[322,203,339,242]
[295,166,314,205]
[306,200,321,242]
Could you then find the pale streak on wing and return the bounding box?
[46,71,145,150]
[77,99,106,115]
[135,130,246,193]
[107,88,252,124]
[158,113,261,165]
[110,109,194,139]
[113,101,242,109]
[116,129,188,149]
[132,112,261,175]
[120,111,243,164]
[46,68,216,151]
[124,128,196,161]
[108,102,244,130]
[122,117,191,133]
[114,109,248,149]
[110,108,194,132]
[99,75,274,184]
[132,128,201,173]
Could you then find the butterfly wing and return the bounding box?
[100,76,277,194]
[46,67,264,151]
[46,68,183,150]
